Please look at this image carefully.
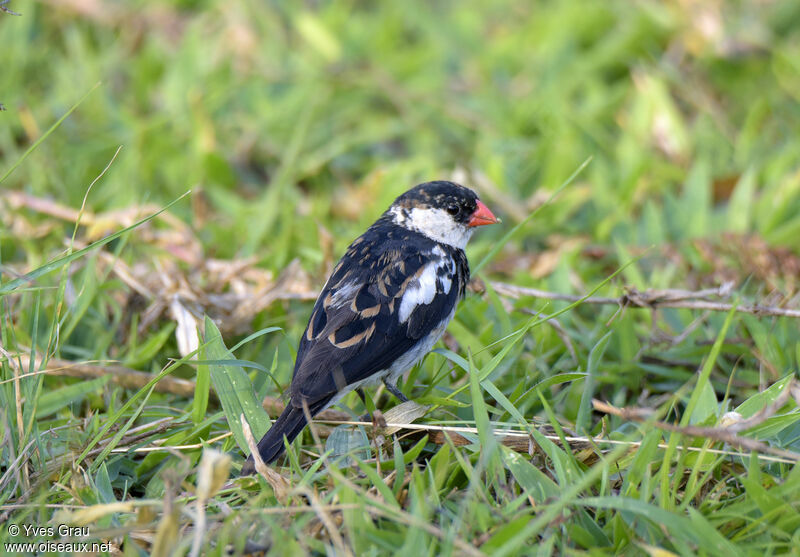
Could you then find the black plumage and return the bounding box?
[242,181,497,474]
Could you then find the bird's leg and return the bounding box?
[382,378,410,403]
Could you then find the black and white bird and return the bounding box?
[241,181,498,474]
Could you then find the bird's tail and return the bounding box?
[241,404,307,476]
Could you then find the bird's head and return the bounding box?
[387,181,499,249]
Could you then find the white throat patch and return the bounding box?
[390,206,473,249]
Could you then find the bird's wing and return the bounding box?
[290,241,464,406]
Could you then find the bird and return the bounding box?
[241,180,498,475]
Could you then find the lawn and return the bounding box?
[2,1,800,555]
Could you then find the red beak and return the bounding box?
[468,200,499,227]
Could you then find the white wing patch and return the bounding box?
[398,258,453,323]
[437,248,454,294]
[439,274,452,295]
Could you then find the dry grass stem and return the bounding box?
[310,418,798,465]
[592,383,800,462]
[297,485,353,557]
[13,355,197,396]
[241,414,289,502]
[492,280,800,319]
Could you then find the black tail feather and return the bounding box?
[241,395,334,475]
[241,405,307,475]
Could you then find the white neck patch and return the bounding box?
[390,206,473,249]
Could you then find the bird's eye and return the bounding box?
[446,204,460,216]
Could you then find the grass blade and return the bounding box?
[0,82,101,185]
[681,303,737,426]
[472,156,592,274]
[0,192,190,296]
[202,316,270,454]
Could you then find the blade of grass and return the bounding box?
[491,442,631,557]
[229,327,283,353]
[576,331,612,435]
[0,82,102,184]
[36,375,111,418]
[468,350,493,452]
[194,328,210,426]
[441,255,639,404]
[89,384,156,473]
[578,496,737,554]
[0,191,190,296]
[480,378,528,427]
[681,303,737,426]
[472,156,592,274]
[202,316,271,454]
[70,341,209,474]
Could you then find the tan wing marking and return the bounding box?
[377,276,389,297]
[396,264,427,296]
[360,305,380,318]
[328,322,376,349]
[350,298,381,318]
[306,317,315,340]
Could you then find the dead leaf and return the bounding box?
[382,400,430,436]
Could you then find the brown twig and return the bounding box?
[6,355,359,424]
[592,380,800,462]
[723,381,800,433]
[13,355,198,397]
[13,343,799,469]
[491,280,800,319]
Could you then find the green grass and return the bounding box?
[2,1,800,555]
